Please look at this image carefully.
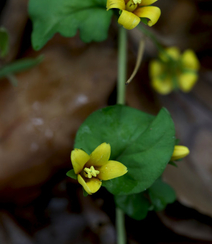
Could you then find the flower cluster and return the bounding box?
[70,143,127,194]
[106,0,161,30]
[149,47,200,95]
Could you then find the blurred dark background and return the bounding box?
[0,0,212,243]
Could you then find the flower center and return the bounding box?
[84,166,100,179]
[125,0,138,12]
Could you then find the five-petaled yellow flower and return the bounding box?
[171,145,190,161]
[106,0,161,30]
[71,142,128,194]
[150,47,200,95]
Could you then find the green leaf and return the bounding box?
[7,74,19,87]
[148,178,176,211]
[0,27,9,58]
[140,18,149,25]
[0,56,43,79]
[74,105,176,195]
[83,189,88,197]
[115,193,150,220]
[66,169,77,180]
[175,138,180,145]
[168,161,178,167]
[29,0,113,50]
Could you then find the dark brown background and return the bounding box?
[0,0,212,243]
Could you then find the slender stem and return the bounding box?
[116,207,126,244]
[138,24,172,60]
[117,26,127,105]
[138,24,164,53]
[116,26,127,244]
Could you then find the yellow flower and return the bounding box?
[106,0,161,30]
[149,47,200,95]
[71,142,128,194]
[171,145,190,161]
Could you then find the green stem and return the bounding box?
[138,24,164,53]
[116,207,126,244]
[116,26,127,244]
[117,26,127,105]
[138,24,172,61]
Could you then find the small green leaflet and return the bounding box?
[66,169,88,196]
[0,56,43,79]
[74,105,176,195]
[6,74,19,87]
[114,193,150,220]
[168,161,177,167]
[148,178,176,211]
[83,189,88,197]
[140,18,148,25]
[66,169,77,180]
[28,0,113,50]
[0,27,9,58]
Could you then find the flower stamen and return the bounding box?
[84,166,100,178]
[132,0,142,4]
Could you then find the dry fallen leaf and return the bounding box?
[0,34,117,204]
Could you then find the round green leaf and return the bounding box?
[29,0,112,50]
[114,193,150,220]
[75,105,176,195]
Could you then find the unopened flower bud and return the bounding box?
[171,145,190,161]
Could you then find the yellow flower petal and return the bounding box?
[134,6,161,26]
[149,60,164,78]
[171,145,190,161]
[178,72,198,92]
[118,10,141,30]
[166,47,181,59]
[78,174,102,195]
[139,0,158,6]
[71,149,90,174]
[160,47,180,62]
[181,49,200,71]
[86,142,111,167]
[151,77,173,95]
[106,0,125,10]
[97,160,127,180]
